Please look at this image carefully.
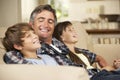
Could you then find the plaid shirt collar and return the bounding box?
[37,38,69,55]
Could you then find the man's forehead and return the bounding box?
[37,10,54,17]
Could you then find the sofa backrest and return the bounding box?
[71,21,94,51]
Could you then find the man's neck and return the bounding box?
[40,37,52,45]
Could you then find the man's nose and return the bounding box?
[43,20,49,27]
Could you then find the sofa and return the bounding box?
[0,42,89,80]
[0,26,89,80]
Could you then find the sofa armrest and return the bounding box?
[0,65,89,80]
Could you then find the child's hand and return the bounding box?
[113,59,120,69]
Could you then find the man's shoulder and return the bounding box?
[4,51,23,62]
[5,51,22,56]
[52,37,65,46]
[52,37,61,43]
[4,51,31,64]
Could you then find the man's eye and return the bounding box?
[38,18,44,22]
[48,19,54,24]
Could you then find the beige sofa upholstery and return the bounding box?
[0,65,89,80]
[0,27,6,64]
[0,38,5,64]
[0,44,89,80]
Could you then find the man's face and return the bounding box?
[32,10,55,42]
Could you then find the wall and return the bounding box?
[21,0,40,22]
[0,0,41,27]
[60,0,120,21]
[0,0,21,28]
[0,0,41,37]
[1,0,119,26]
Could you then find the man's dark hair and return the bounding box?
[29,4,57,25]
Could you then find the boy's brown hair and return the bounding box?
[2,23,33,52]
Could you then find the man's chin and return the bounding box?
[39,36,49,40]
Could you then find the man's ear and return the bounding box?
[29,22,34,29]
[13,44,22,50]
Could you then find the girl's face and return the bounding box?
[60,25,78,44]
[20,30,41,52]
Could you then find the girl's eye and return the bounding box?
[68,29,72,31]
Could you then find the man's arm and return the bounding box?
[4,51,31,64]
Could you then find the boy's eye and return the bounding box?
[33,31,36,34]
[32,31,37,36]
[26,34,31,38]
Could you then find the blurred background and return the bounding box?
[0,0,119,28]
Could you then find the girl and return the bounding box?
[53,21,120,80]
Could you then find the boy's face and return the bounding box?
[20,30,41,52]
[32,10,55,42]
